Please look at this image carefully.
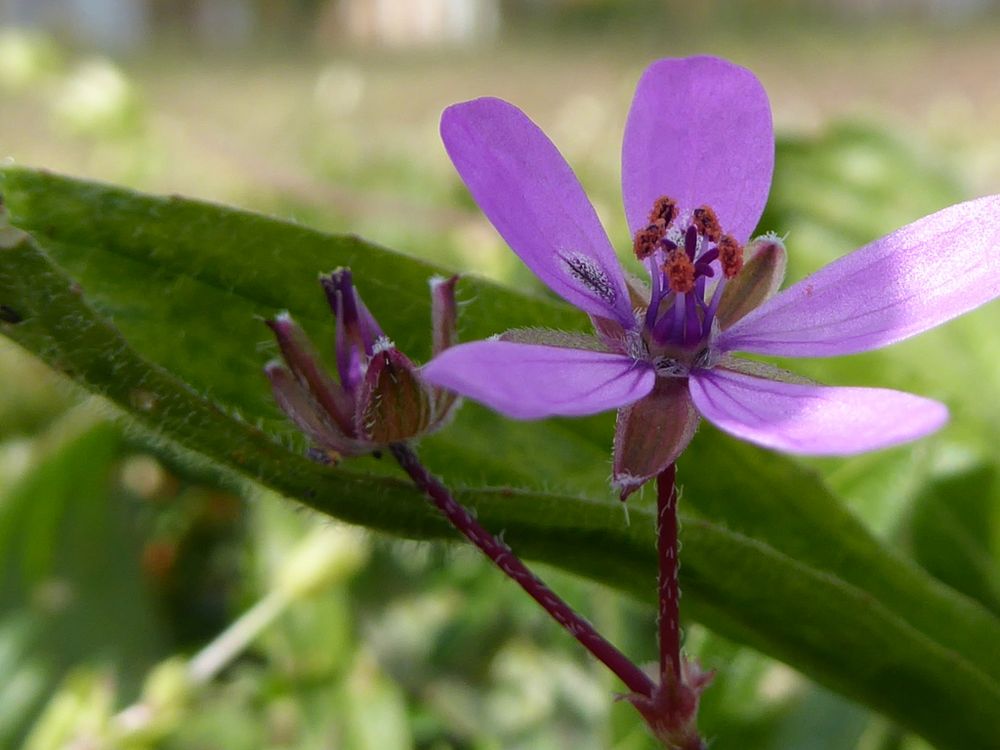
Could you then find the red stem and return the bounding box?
[390,442,655,698]
[657,464,681,686]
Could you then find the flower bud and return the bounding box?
[265,269,460,458]
[356,346,434,444]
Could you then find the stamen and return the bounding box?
[633,220,667,260]
[561,253,618,304]
[695,246,719,268]
[684,291,700,344]
[651,305,671,342]
[703,275,729,339]
[693,263,715,278]
[694,275,708,310]
[663,249,695,294]
[692,206,722,242]
[684,225,698,261]
[648,196,679,228]
[717,234,744,278]
[645,256,663,330]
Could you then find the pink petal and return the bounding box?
[688,367,948,455]
[717,195,1000,357]
[422,340,654,420]
[622,57,774,242]
[441,97,635,327]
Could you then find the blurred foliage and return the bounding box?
[1,25,999,750]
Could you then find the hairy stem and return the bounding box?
[390,441,655,698]
[658,464,681,686]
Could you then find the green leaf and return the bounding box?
[904,462,1000,615]
[2,167,1000,748]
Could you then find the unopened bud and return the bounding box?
[356,346,434,443]
[266,269,461,457]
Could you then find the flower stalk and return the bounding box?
[618,463,711,750]
[657,463,681,687]
[388,441,656,699]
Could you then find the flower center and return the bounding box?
[633,196,745,358]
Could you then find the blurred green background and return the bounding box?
[1,1,1000,748]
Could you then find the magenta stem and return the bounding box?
[390,442,655,698]
[657,464,681,686]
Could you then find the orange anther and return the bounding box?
[663,249,696,293]
[693,206,722,242]
[718,234,744,278]
[633,219,666,260]
[649,196,679,227]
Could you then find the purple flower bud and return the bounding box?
[266,270,460,459]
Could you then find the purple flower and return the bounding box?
[266,268,460,459]
[422,56,1000,498]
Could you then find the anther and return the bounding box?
[717,234,744,278]
[692,206,722,242]
[632,219,667,260]
[648,196,678,228]
[663,249,696,294]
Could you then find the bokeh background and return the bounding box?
[1,2,999,749]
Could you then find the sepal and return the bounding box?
[625,657,715,750]
[264,361,369,458]
[355,346,435,444]
[430,274,460,356]
[265,313,354,434]
[612,378,700,501]
[715,234,786,329]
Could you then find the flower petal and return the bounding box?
[441,97,634,327]
[717,196,1000,357]
[689,367,948,455]
[422,340,654,420]
[613,378,700,501]
[622,57,774,242]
